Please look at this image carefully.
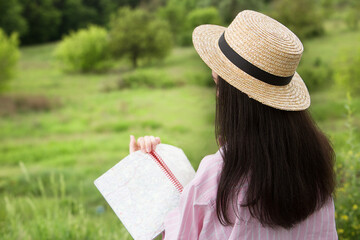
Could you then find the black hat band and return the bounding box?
[218,32,293,86]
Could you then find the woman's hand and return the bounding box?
[129,135,161,154]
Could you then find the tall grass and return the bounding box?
[0,163,133,239]
[334,92,360,238]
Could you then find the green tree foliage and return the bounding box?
[157,0,223,45]
[19,0,61,44]
[157,0,187,39]
[180,7,222,46]
[54,0,98,38]
[139,0,167,11]
[217,0,265,23]
[186,7,222,29]
[81,0,140,25]
[271,0,324,40]
[0,29,20,92]
[320,0,336,16]
[53,0,138,39]
[54,25,112,72]
[0,0,160,46]
[0,0,27,37]
[109,7,173,68]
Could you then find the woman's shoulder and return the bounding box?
[186,148,224,205]
[197,147,224,173]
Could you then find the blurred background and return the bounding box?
[0,0,359,239]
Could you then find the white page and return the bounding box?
[94,144,195,240]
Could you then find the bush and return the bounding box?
[185,70,213,87]
[334,48,360,95]
[218,0,265,23]
[109,7,173,68]
[54,25,112,73]
[118,69,176,89]
[186,7,222,30]
[297,57,333,92]
[271,0,324,40]
[180,7,222,46]
[0,29,20,92]
[0,95,60,116]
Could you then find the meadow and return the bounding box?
[1,27,360,239]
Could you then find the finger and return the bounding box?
[155,137,161,144]
[144,136,152,152]
[150,136,157,151]
[137,137,145,153]
[129,135,138,154]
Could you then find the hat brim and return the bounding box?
[192,24,310,111]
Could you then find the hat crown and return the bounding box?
[224,10,303,78]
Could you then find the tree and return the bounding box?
[54,25,112,73]
[19,0,61,44]
[0,29,20,92]
[109,7,173,68]
[180,7,222,46]
[218,0,265,23]
[157,0,187,39]
[271,0,324,40]
[0,0,27,37]
[54,0,98,38]
[82,0,142,25]
[186,7,222,29]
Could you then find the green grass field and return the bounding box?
[1,29,360,239]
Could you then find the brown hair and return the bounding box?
[215,75,336,229]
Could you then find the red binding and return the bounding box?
[148,151,184,193]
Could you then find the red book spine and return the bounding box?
[148,151,184,193]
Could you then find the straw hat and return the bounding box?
[192,10,310,111]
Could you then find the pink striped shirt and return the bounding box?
[162,148,338,239]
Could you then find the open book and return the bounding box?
[94,143,196,240]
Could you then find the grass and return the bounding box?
[1,26,360,239]
[0,41,217,239]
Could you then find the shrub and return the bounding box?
[109,7,173,68]
[0,29,20,92]
[297,57,333,92]
[180,7,222,46]
[118,69,176,89]
[54,25,112,73]
[185,70,213,87]
[218,0,265,23]
[0,95,60,116]
[334,47,360,95]
[271,0,324,40]
[186,7,222,30]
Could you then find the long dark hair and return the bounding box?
[215,75,336,229]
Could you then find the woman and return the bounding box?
[129,10,338,239]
